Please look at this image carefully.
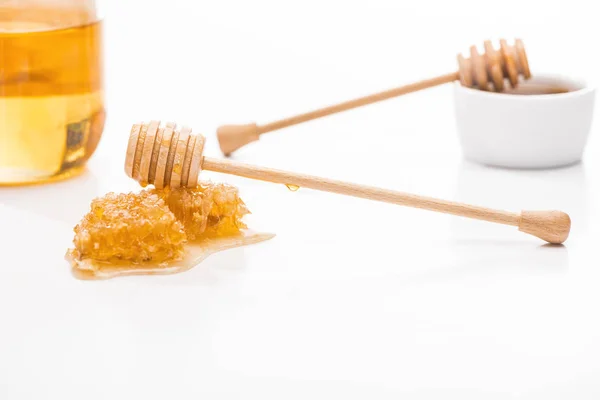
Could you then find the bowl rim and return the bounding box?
[454,73,595,100]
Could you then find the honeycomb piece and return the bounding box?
[151,181,249,241]
[69,191,187,264]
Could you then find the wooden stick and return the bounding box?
[217,39,531,155]
[203,156,516,225]
[127,122,570,245]
[201,157,570,244]
[261,72,459,133]
[216,73,458,156]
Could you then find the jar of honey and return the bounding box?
[0,0,104,185]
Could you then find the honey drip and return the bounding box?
[66,182,274,279]
[285,184,300,192]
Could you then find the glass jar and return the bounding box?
[0,0,104,185]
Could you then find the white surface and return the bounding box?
[1,1,600,399]
[455,75,596,168]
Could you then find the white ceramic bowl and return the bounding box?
[454,74,595,169]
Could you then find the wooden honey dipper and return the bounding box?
[217,38,531,155]
[125,121,570,244]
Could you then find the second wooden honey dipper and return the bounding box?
[217,39,531,155]
[126,121,570,244]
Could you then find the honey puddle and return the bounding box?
[66,231,274,280]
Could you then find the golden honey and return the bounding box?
[66,182,274,280]
[0,6,104,184]
[68,232,275,280]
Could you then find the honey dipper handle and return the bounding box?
[202,156,516,224]
[217,72,459,155]
[201,157,570,244]
[258,72,460,133]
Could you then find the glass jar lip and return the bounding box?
[0,2,103,33]
[0,19,102,34]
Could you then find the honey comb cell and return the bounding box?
[151,182,249,241]
[68,191,187,265]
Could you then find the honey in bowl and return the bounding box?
[501,83,571,95]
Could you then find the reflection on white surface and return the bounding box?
[0,168,100,226]
[453,161,589,237]
[441,161,592,274]
[448,239,569,276]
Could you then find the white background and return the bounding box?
[1,0,600,398]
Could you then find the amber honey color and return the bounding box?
[502,83,571,95]
[66,183,274,280]
[0,6,104,184]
